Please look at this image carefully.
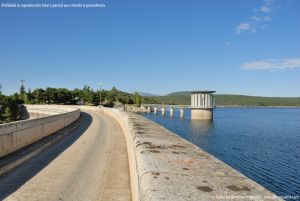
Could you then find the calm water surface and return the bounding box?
[141,108,300,199]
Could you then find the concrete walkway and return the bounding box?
[0,110,131,201]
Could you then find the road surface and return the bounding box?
[0,110,131,201]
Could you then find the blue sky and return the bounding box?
[0,0,299,96]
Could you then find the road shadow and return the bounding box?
[0,112,93,200]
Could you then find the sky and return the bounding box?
[0,0,299,97]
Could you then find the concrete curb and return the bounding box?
[0,114,84,177]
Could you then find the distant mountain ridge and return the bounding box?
[137,92,158,97]
[166,91,191,96]
[142,91,300,106]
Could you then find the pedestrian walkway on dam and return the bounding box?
[0,110,131,201]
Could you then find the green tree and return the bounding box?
[104,90,116,107]
[32,88,46,103]
[133,93,142,106]
[19,84,26,103]
[3,107,12,122]
[26,89,35,103]
[0,95,20,123]
[45,87,56,103]
[82,85,94,104]
[12,93,21,104]
[2,107,12,123]
[116,94,130,104]
[55,88,72,104]
[72,88,83,104]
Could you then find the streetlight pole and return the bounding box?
[99,82,103,106]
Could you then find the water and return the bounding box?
[141,108,300,199]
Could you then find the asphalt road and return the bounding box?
[0,110,131,201]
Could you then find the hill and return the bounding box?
[143,91,300,106]
[136,92,158,97]
[167,91,191,96]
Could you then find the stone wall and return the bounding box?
[0,105,80,157]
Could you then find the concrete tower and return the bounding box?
[190,91,216,120]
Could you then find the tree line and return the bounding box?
[147,92,300,106]
[20,86,147,106]
[0,84,159,124]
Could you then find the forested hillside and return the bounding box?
[143,91,300,106]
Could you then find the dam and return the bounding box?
[0,105,283,200]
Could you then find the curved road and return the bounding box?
[0,110,131,201]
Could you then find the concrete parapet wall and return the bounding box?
[78,106,281,201]
[0,105,80,158]
[26,105,79,118]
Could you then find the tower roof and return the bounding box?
[191,90,216,94]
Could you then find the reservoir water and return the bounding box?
[141,108,300,199]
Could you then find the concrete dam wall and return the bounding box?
[0,105,80,157]
[78,106,281,201]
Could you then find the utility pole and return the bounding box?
[20,79,25,85]
[20,79,25,92]
[20,79,25,97]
